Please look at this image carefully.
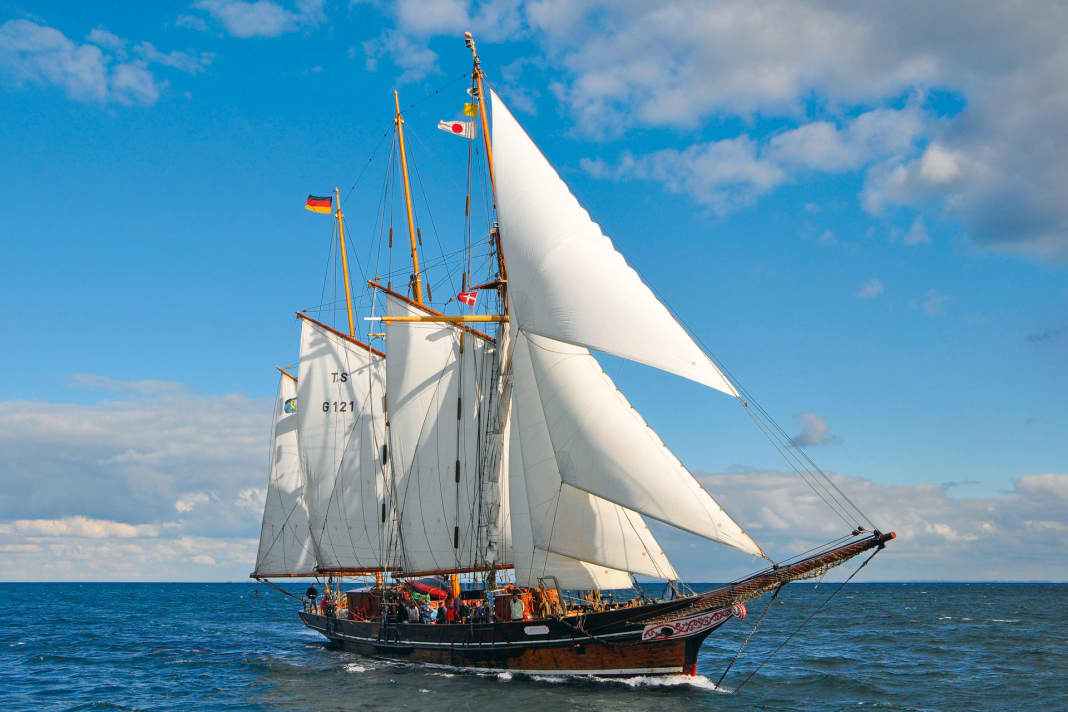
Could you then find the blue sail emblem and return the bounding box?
[283,397,297,413]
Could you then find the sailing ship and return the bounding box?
[251,33,894,679]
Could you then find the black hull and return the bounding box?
[292,532,896,677]
[300,597,733,677]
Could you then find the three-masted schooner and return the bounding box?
[251,33,894,679]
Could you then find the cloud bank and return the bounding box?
[0,19,211,105]
[0,377,1064,581]
[363,0,1068,262]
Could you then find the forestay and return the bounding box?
[518,331,763,558]
[490,90,736,396]
[253,372,317,577]
[510,331,678,579]
[385,295,494,573]
[296,315,388,570]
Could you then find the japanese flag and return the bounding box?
[438,120,475,139]
[457,291,477,306]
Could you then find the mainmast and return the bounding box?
[465,32,508,313]
[333,187,357,338]
[394,90,424,305]
[465,32,496,206]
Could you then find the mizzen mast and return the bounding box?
[394,90,424,305]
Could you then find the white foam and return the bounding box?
[497,672,513,681]
[344,664,367,673]
[991,619,1019,623]
[598,674,725,691]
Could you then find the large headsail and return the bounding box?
[510,332,679,578]
[296,314,389,571]
[508,413,644,590]
[516,331,763,558]
[489,90,736,396]
[253,371,317,577]
[384,294,495,573]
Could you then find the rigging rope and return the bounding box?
[715,584,782,688]
[730,545,883,694]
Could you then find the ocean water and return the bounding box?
[1,582,1063,711]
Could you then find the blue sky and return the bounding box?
[1,1,1065,581]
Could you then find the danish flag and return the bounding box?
[457,291,477,307]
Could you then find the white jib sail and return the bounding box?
[385,295,493,573]
[511,331,679,579]
[508,415,635,590]
[296,316,388,570]
[253,372,317,577]
[517,331,763,558]
[489,90,736,396]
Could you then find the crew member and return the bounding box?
[509,594,525,621]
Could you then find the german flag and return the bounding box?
[305,195,332,214]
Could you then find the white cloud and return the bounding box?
[768,105,926,173]
[663,470,1068,581]
[191,0,324,38]
[0,377,268,537]
[86,27,126,54]
[369,1,1068,260]
[790,411,838,447]
[133,42,213,74]
[903,217,931,246]
[362,29,440,83]
[1,376,1064,581]
[0,20,211,105]
[581,137,786,216]
[857,279,885,299]
[175,492,212,513]
[0,516,163,539]
[921,288,951,316]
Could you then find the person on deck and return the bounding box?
[306,584,318,610]
[445,604,457,624]
[509,595,525,621]
[435,602,446,624]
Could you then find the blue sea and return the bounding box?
[1,582,1063,711]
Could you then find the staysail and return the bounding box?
[384,294,495,573]
[490,90,736,396]
[510,330,679,578]
[508,414,642,590]
[517,331,763,558]
[296,314,389,571]
[253,370,317,577]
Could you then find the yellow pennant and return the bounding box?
[462,102,478,117]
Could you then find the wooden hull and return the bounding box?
[299,601,728,677]
[292,532,896,677]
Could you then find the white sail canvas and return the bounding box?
[519,331,763,558]
[385,295,494,573]
[296,316,388,570]
[508,416,636,590]
[253,372,317,576]
[511,330,678,579]
[490,90,736,396]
